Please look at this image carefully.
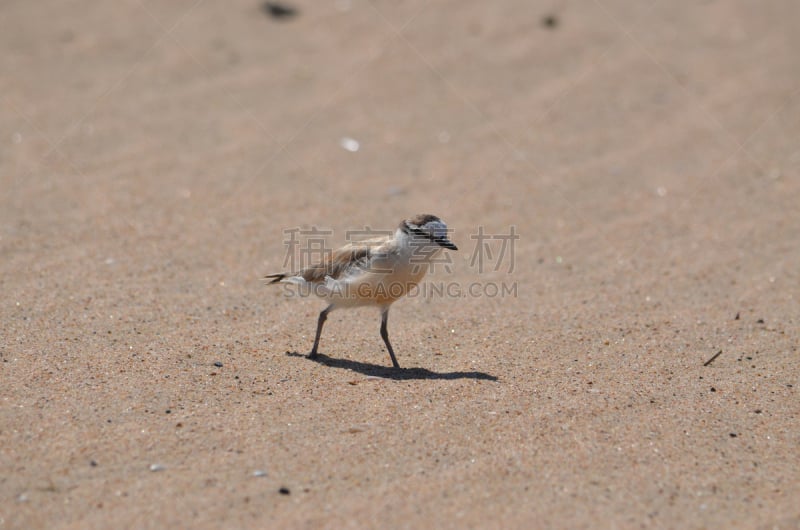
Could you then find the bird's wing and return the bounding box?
[264,236,394,284]
[299,241,375,283]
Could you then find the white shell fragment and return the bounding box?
[339,137,360,152]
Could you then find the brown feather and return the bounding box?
[266,240,385,285]
[300,244,372,283]
[405,213,440,228]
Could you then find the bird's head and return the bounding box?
[402,214,458,250]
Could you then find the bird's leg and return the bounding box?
[380,308,400,368]
[309,305,332,359]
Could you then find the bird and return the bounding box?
[265,214,458,368]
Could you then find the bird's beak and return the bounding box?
[436,237,458,251]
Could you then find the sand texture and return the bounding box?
[2,1,799,528]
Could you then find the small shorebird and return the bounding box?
[265,214,458,368]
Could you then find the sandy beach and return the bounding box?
[2,1,798,528]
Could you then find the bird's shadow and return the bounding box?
[285,351,498,381]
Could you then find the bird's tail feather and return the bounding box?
[263,273,287,284]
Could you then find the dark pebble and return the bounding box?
[729,433,738,438]
[542,14,558,29]
[263,2,297,19]
[756,318,765,324]
[754,409,762,414]
[279,487,291,495]
[214,362,223,368]
[734,312,740,320]
[90,460,98,467]
[165,409,171,414]
[710,387,716,392]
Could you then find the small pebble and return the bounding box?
[214,361,223,368]
[279,487,291,495]
[90,460,98,467]
[729,433,738,438]
[149,464,166,472]
[253,470,268,477]
[541,14,559,29]
[262,2,297,19]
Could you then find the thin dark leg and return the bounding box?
[380,308,400,368]
[309,305,332,358]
